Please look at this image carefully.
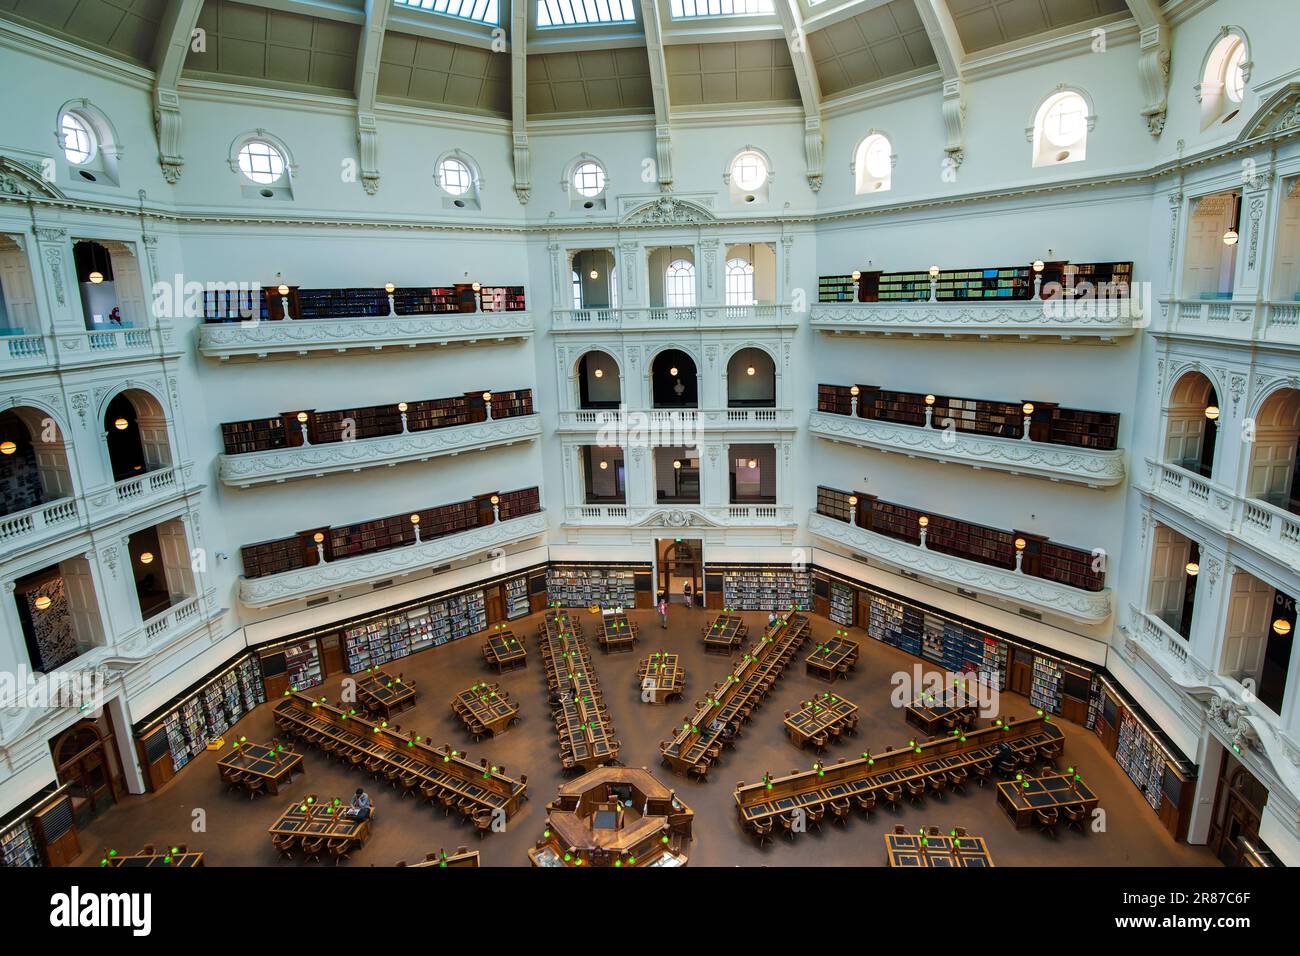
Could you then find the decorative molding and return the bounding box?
[808,411,1125,488]
[619,196,716,226]
[238,511,548,607]
[0,156,66,201]
[218,415,542,487]
[197,312,534,360]
[809,301,1141,342]
[808,511,1113,623]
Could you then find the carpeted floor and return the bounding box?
[74,605,1219,867]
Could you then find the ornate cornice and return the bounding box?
[238,511,548,607]
[807,511,1113,623]
[219,415,541,486]
[808,411,1126,488]
[197,312,534,360]
[619,196,717,226]
[809,301,1140,341]
[0,156,67,201]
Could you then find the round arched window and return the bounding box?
[1223,40,1247,103]
[439,157,473,196]
[60,112,96,165]
[572,160,606,197]
[1041,92,1089,148]
[237,140,287,185]
[731,150,768,190]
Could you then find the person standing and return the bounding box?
[683,582,693,607]
[658,594,669,629]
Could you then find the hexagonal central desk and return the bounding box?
[528,767,693,867]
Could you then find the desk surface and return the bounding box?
[539,617,617,769]
[704,613,744,646]
[996,772,1097,812]
[805,636,859,671]
[454,682,518,731]
[600,613,637,645]
[885,832,993,868]
[784,692,858,742]
[485,630,526,663]
[358,670,414,707]
[106,849,204,868]
[268,798,369,841]
[217,741,301,779]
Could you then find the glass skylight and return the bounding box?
[395,0,500,26]
[669,0,773,18]
[538,0,637,27]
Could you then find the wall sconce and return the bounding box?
[34,595,52,611]
[113,417,129,431]
[0,441,14,456]
[139,551,155,564]
[1273,618,1292,636]
[1223,229,1239,246]
[1185,562,1199,576]
[589,270,598,280]
[88,271,104,284]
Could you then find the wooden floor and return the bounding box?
[75,604,1219,867]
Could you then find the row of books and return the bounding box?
[1115,709,1166,812]
[721,568,812,611]
[1029,657,1064,714]
[547,567,636,608]
[829,582,854,626]
[0,818,39,867]
[817,261,1133,304]
[203,284,527,323]
[341,590,489,672]
[160,655,266,772]
[862,589,1007,689]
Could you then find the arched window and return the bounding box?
[725,258,755,306]
[59,112,95,165]
[572,160,606,197]
[1199,30,1251,129]
[236,140,286,185]
[665,260,696,307]
[1031,90,1090,167]
[437,157,473,195]
[727,148,770,204]
[572,270,582,309]
[854,133,892,193]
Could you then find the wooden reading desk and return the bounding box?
[405,846,481,867]
[105,847,204,868]
[703,612,746,652]
[483,628,527,672]
[452,682,519,737]
[905,698,977,736]
[357,669,416,719]
[995,772,1098,829]
[804,635,859,680]
[662,615,810,777]
[268,795,370,848]
[539,612,619,771]
[734,714,1065,828]
[274,693,527,820]
[636,652,685,704]
[885,829,993,867]
[784,692,858,748]
[598,612,638,652]
[217,740,303,795]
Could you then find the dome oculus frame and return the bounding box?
[227,130,297,200]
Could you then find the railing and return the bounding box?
[1145,459,1300,568]
[557,407,794,432]
[114,465,179,503]
[143,594,203,642]
[552,305,794,331]
[1131,608,1190,666]
[0,498,81,550]
[809,298,1141,340]
[3,333,46,359]
[579,504,629,519]
[563,504,794,526]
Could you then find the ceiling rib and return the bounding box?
[772,0,824,192]
[512,0,531,203]
[1124,0,1170,136]
[355,0,392,194]
[641,0,674,191]
[913,0,966,167]
[152,0,206,185]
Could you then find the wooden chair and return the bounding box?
[881,783,903,811]
[439,791,457,816]
[751,816,774,847]
[327,837,353,865]
[1062,803,1089,834]
[829,798,852,827]
[855,791,877,817]
[223,771,246,794]
[805,805,825,832]
[244,777,265,800]
[300,837,325,863]
[472,810,494,839]
[811,732,828,753]
[927,771,948,800]
[271,833,296,861]
[779,812,797,841]
[905,778,926,805]
[948,766,969,795]
[1035,808,1060,837]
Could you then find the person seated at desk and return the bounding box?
[768,612,777,628]
[345,788,372,822]
[707,718,725,735]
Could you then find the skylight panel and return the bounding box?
[395,0,501,26]
[538,0,638,27]
[669,0,773,18]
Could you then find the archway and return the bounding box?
[104,388,172,482]
[0,406,73,516]
[1165,371,1219,478]
[650,348,698,409]
[1247,388,1300,513]
[575,350,622,409]
[726,347,775,408]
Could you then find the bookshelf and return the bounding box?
[547,565,638,608]
[505,576,530,619]
[1116,709,1166,812]
[816,261,1134,304]
[717,565,812,611]
[478,286,527,311]
[0,816,39,867]
[821,383,1120,451]
[219,388,533,454]
[240,487,540,579]
[295,288,389,321]
[815,486,1106,592]
[817,275,857,303]
[1030,657,1064,714]
[134,653,266,780]
[829,581,854,626]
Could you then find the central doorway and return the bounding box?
[656,538,702,607]
[1208,753,1269,867]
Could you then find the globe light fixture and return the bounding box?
[1204,405,1220,421]
[0,441,15,456]
[113,417,129,431]
[139,551,154,564]
[1223,229,1239,246]
[88,271,104,284]
[1185,562,1199,576]
[34,595,52,611]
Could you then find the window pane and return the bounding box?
[731,151,767,190]
[396,0,501,25]
[1042,94,1087,148]
[61,113,94,165]
[237,141,286,185]
[538,0,636,26]
[439,158,472,195]
[573,161,606,196]
[670,0,774,17]
[665,259,696,307]
[725,258,755,306]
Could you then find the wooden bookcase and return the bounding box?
[816,384,854,415]
[815,261,1133,305]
